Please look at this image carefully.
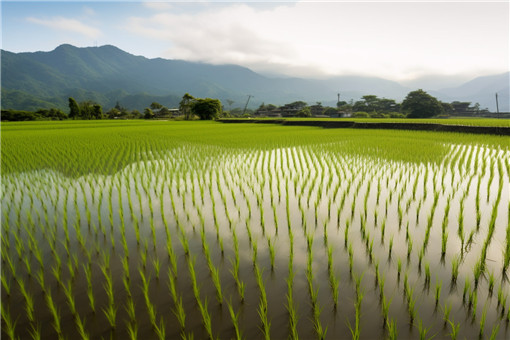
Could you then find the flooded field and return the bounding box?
[1,121,509,339]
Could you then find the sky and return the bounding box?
[2,1,509,84]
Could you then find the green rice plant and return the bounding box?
[45,290,63,339]
[267,236,276,270]
[348,243,354,274]
[1,273,11,297]
[417,319,432,340]
[388,235,394,258]
[312,303,327,340]
[421,260,430,285]
[35,267,46,295]
[127,318,139,339]
[407,237,413,259]
[488,271,495,296]
[407,288,417,325]
[347,282,363,340]
[473,259,483,288]
[434,280,441,307]
[380,217,386,243]
[210,266,224,305]
[451,255,460,283]
[254,264,267,305]
[152,257,161,280]
[252,239,258,267]
[386,318,397,340]
[381,294,391,325]
[479,304,488,338]
[397,258,402,280]
[470,290,478,320]
[103,295,117,330]
[173,296,186,333]
[197,298,214,339]
[187,256,201,302]
[328,267,339,308]
[489,324,500,340]
[258,296,271,340]
[1,303,18,340]
[154,317,166,340]
[285,274,299,340]
[443,303,451,326]
[29,323,42,340]
[125,298,136,324]
[441,231,448,258]
[227,300,242,340]
[75,314,90,340]
[62,280,76,317]
[447,318,460,340]
[344,219,350,248]
[51,262,63,288]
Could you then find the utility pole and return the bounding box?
[495,93,500,114]
[243,95,253,115]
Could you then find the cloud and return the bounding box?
[124,2,509,80]
[27,16,102,39]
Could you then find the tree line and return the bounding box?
[254,90,489,119]
[2,94,223,121]
[1,89,489,121]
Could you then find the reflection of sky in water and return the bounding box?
[2,143,509,339]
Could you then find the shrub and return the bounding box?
[352,111,369,118]
[369,112,389,118]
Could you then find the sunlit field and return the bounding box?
[1,120,509,339]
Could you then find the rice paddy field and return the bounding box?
[1,120,510,339]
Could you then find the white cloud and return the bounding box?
[124,2,509,80]
[27,16,102,39]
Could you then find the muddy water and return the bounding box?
[2,144,509,339]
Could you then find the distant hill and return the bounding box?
[1,44,508,112]
[434,73,510,112]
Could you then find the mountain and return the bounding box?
[1,44,508,112]
[433,73,510,111]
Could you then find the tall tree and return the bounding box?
[68,97,80,119]
[144,108,154,119]
[401,89,443,118]
[92,104,103,119]
[192,98,222,120]
[179,93,195,120]
[150,102,163,110]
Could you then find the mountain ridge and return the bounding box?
[1,44,508,112]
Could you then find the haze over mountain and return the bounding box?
[2,44,508,112]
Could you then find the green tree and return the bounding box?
[144,107,154,119]
[150,102,163,110]
[401,89,443,118]
[352,111,369,118]
[323,107,338,116]
[192,98,222,120]
[441,102,454,115]
[296,106,311,117]
[92,104,103,119]
[68,97,80,119]
[179,93,196,120]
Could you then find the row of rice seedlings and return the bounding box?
[347,272,364,340]
[254,264,271,340]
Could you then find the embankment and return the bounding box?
[218,119,510,136]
